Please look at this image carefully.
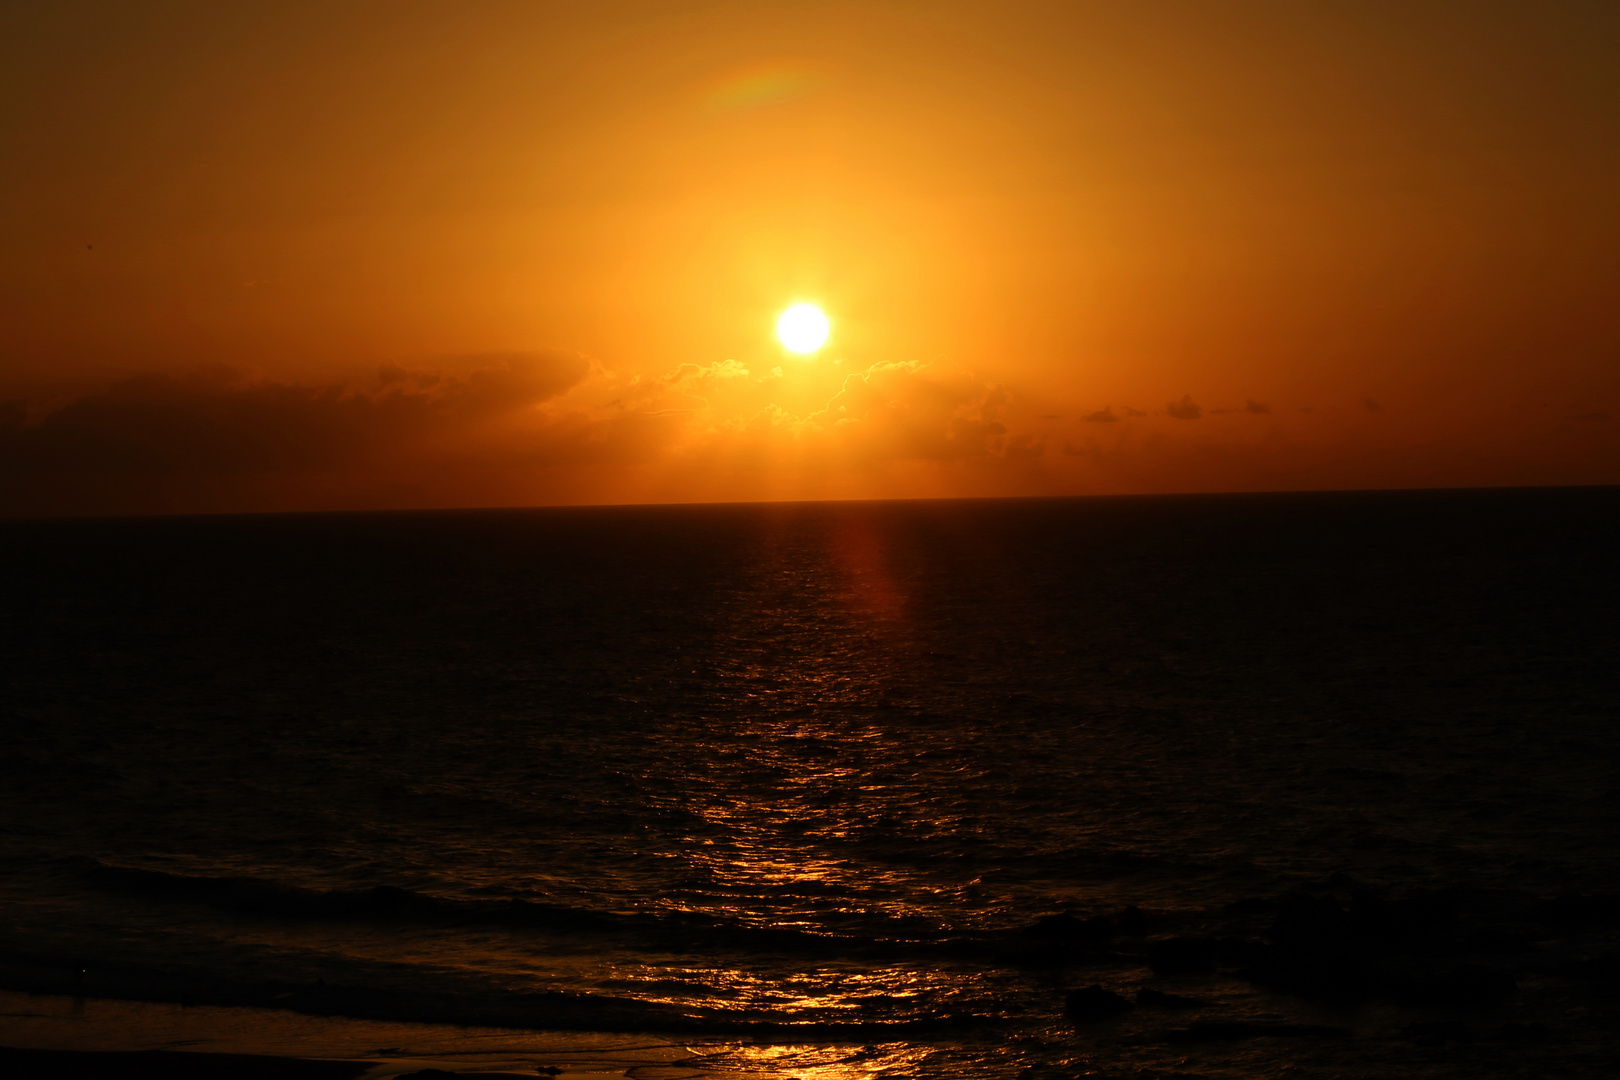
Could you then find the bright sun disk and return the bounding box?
[776,303,830,354]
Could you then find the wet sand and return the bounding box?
[0,1046,370,1080]
[0,991,704,1079]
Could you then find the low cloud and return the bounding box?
[805,361,1024,462]
[1082,407,1118,423]
[0,353,593,479]
[0,352,1047,516]
[1246,399,1271,414]
[1166,395,1202,420]
[1003,433,1046,458]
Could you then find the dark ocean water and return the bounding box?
[1,488,1618,1078]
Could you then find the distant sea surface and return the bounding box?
[2,489,1617,1078]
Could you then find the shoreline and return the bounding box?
[0,1047,371,1080]
[0,991,705,1079]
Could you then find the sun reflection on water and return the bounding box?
[557,504,1033,1043]
[699,1040,939,1080]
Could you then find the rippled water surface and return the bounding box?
[2,490,1618,1077]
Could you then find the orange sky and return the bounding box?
[3,0,1617,517]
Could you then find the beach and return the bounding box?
[2,489,1617,1077]
[0,991,703,1078]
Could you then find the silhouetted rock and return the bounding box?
[1263,880,1483,958]
[1210,937,1265,965]
[1458,928,1534,954]
[1401,1019,1550,1045]
[1240,945,1379,1003]
[1116,905,1148,937]
[1064,985,1134,1021]
[1392,963,1516,1007]
[1554,953,1620,981]
[1148,937,1215,975]
[1244,885,1499,1005]
[1164,1021,1347,1043]
[1402,1020,1472,1045]
[1222,896,1276,917]
[1025,912,1115,941]
[1135,987,1206,1009]
[1268,893,1354,950]
[1539,893,1620,930]
[1348,887,1458,945]
[1262,884,1471,965]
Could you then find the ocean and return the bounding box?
[1,488,1617,1078]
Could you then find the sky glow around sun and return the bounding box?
[776,304,830,354]
[0,2,1616,517]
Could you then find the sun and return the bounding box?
[776,303,830,354]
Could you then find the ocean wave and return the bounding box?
[71,860,982,959]
[0,943,1004,1037]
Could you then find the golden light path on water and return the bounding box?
[717,1041,937,1079]
[630,726,978,1018]
[613,518,995,1048]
